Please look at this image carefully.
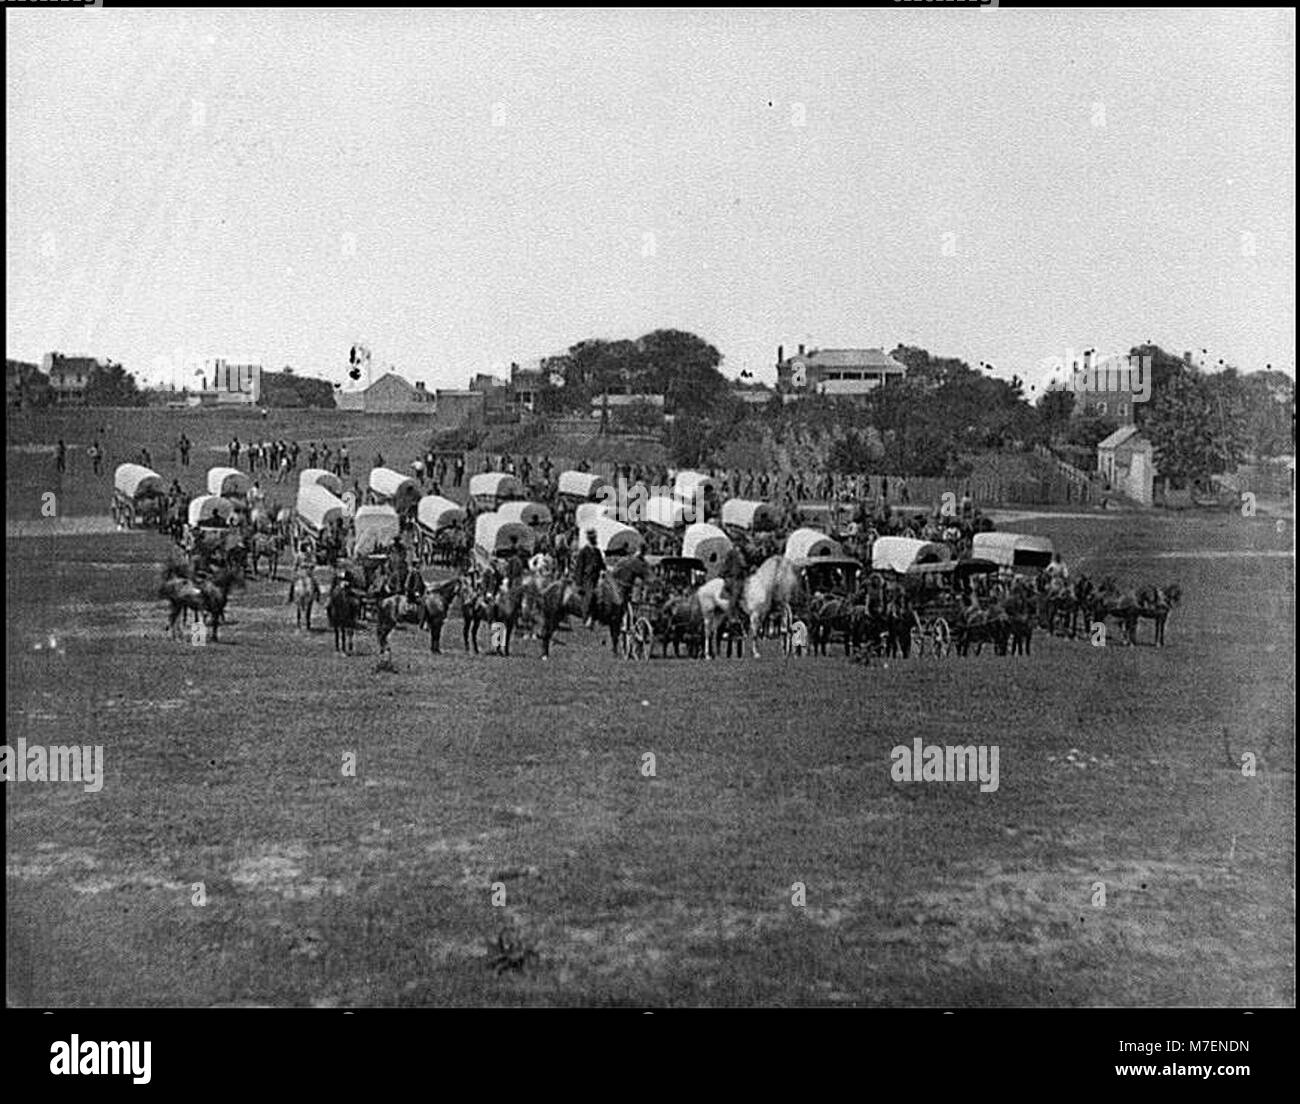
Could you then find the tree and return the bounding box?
[84,361,145,406]
[1146,371,1246,486]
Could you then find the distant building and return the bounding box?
[468,372,515,423]
[733,388,775,406]
[42,352,103,404]
[508,361,550,413]
[7,358,48,409]
[432,389,486,431]
[1068,351,1139,425]
[335,370,435,414]
[1097,426,1156,506]
[775,344,907,400]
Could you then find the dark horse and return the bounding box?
[588,557,650,656]
[416,577,462,654]
[160,565,244,643]
[460,574,492,654]
[532,577,584,659]
[327,580,361,655]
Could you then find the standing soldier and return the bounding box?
[574,528,605,628]
[56,439,67,474]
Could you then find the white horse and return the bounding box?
[695,578,733,660]
[742,555,801,659]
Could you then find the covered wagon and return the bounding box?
[368,467,421,516]
[473,511,535,570]
[971,531,1055,573]
[294,485,347,563]
[111,464,165,529]
[496,500,553,529]
[672,470,717,513]
[785,527,844,561]
[557,470,610,502]
[871,536,952,576]
[681,522,733,579]
[298,468,344,496]
[721,498,777,534]
[468,472,524,510]
[207,466,252,500]
[586,515,644,557]
[414,494,468,567]
[575,500,617,532]
[352,504,401,558]
[188,494,236,530]
[640,495,690,556]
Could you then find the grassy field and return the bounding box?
[5,486,1294,1005]
[5,406,668,526]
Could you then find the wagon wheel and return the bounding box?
[932,617,952,658]
[619,606,636,659]
[910,621,927,658]
[631,616,654,661]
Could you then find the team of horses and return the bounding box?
[162,540,1182,660]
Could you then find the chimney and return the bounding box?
[777,344,784,364]
[798,344,805,356]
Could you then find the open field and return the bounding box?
[5,496,1294,1005]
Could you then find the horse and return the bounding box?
[460,575,492,654]
[416,577,462,654]
[1136,583,1181,647]
[586,558,650,657]
[953,600,1008,657]
[327,580,361,654]
[1002,588,1036,656]
[532,577,584,659]
[374,593,408,656]
[249,531,283,580]
[160,565,244,643]
[288,567,320,632]
[740,555,801,658]
[656,595,703,658]
[1098,581,1181,646]
[695,578,735,660]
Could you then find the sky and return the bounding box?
[6,8,1295,398]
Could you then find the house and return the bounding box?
[1068,351,1140,425]
[775,344,907,400]
[42,353,102,404]
[6,358,49,409]
[509,361,549,413]
[468,372,515,423]
[432,389,486,431]
[335,371,435,413]
[1097,426,1156,506]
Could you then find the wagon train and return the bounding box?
[111,464,166,530]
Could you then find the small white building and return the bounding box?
[1097,426,1156,506]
